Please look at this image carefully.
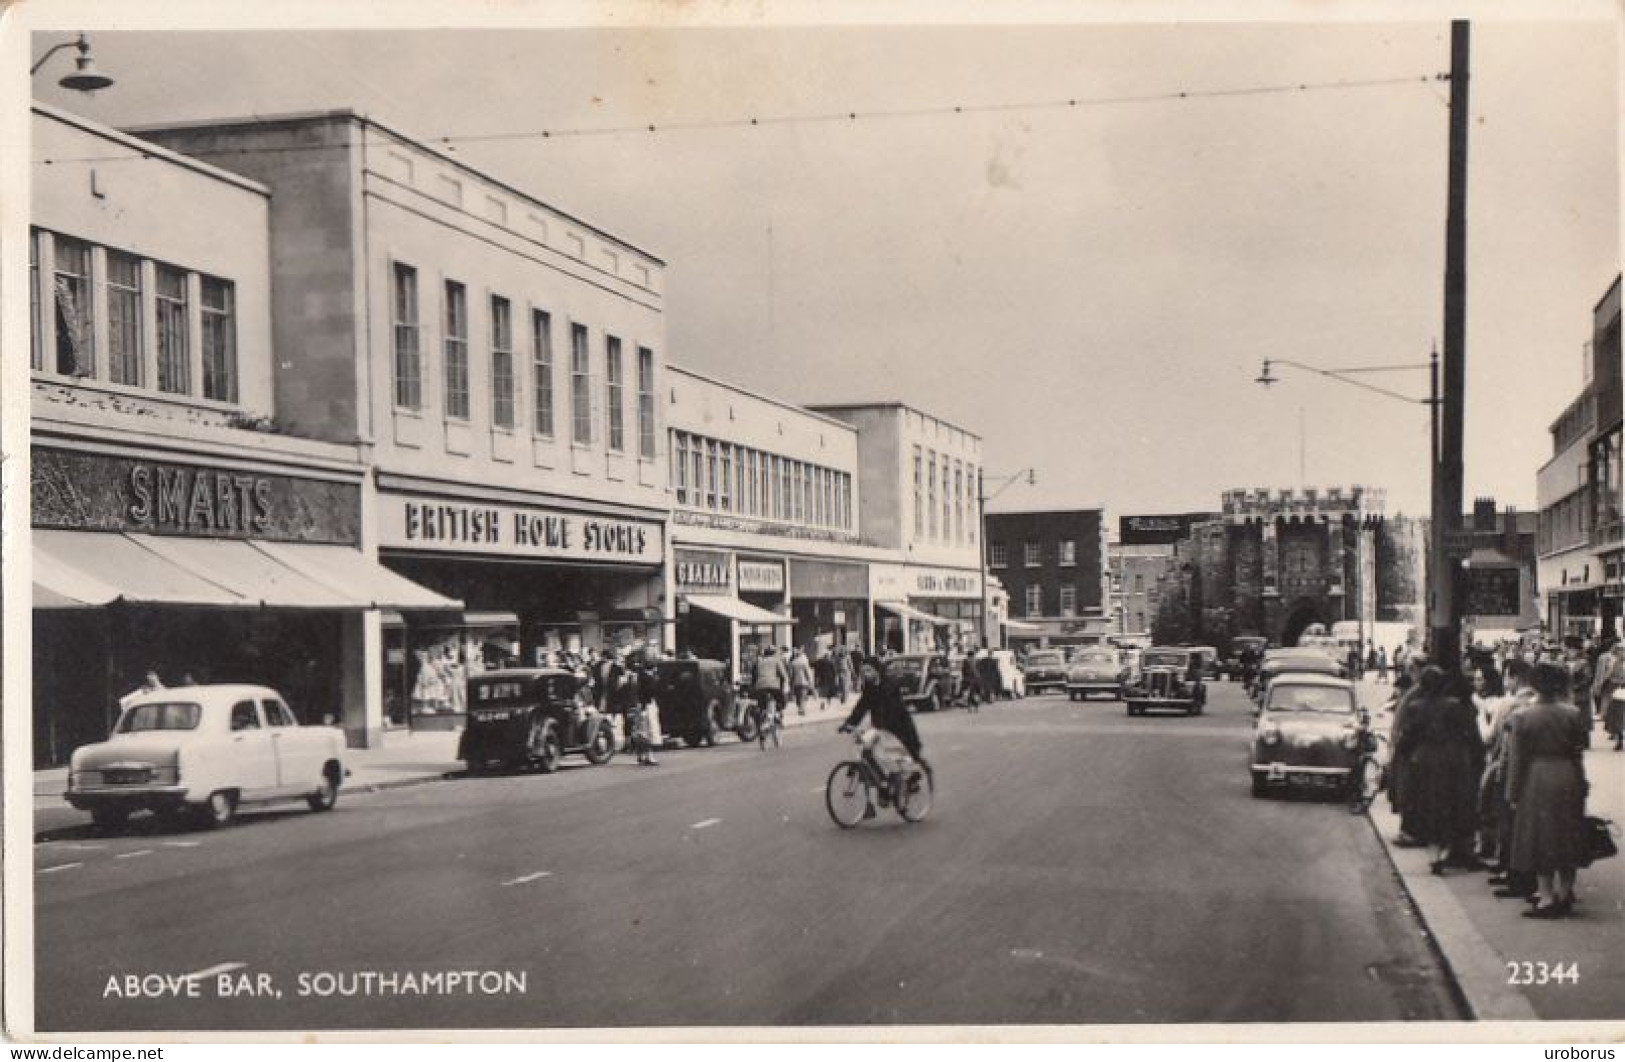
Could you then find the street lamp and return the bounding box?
[31,34,115,93]
[1254,348,1444,662]
[978,466,1036,650]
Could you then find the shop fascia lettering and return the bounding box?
[676,560,730,591]
[871,563,981,599]
[383,497,661,563]
[128,464,272,535]
[737,559,785,593]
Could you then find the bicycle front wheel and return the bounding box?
[897,767,934,823]
[1348,754,1383,815]
[826,761,871,828]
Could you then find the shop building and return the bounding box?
[134,110,671,730]
[986,508,1111,650]
[1536,376,1600,639]
[808,403,984,654]
[1108,513,1222,641]
[666,367,872,678]
[1587,277,1622,640]
[27,105,455,765]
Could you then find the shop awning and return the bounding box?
[685,594,794,626]
[875,600,954,626]
[32,531,461,611]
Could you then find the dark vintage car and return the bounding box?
[1250,674,1366,797]
[652,658,748,746]
[1022,649,1069,695]
[1065,646,1125,701]
[1253,648,1347,704]
[1188,646,1221,681]
[458,668,617,774]
[1123,647,1207,716]
[885,653,962,712]
[1221,635,1268,681]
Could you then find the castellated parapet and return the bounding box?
[1222,486,1386,528]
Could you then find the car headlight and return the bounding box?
[1341,728,1361,751]
[1259,724,1282,746]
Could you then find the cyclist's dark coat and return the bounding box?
[842,677,924,763]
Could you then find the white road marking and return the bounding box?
[161,841,203,848]
[184,962,246,981]
[810,786,825,793]
[115,849,155,860]
[690,817,722,830]
[39,862,82,874]
[502,871,553,887]
[41,842,106,851]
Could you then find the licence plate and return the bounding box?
[103,767,152,785]
[1266,763,1285,781]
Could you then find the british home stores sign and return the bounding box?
[380,494,662,565]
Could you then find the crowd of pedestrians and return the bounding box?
[1384,635,1610,920]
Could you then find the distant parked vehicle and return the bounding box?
[1065,647,1125,701]
[1023,649,1068,695]
[459,668,617,774]
[652,658,748,747]
[66,684,346,831]
[885,653,961,712]
[1250,674,1367,799]
[1122,647,1207,717]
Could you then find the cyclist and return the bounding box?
[838,657,932,807]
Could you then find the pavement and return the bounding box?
[1350,677,1624,1024]
[31,681,1623,1028]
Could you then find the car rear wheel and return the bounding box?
[529,719,563,773]
[90,806,129,832]
[737,712,760,744]
[200,790,237,829]
[307,766,340,812]
[584,720,616,765]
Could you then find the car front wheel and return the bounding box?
[90,806,129,832]
[200,790,237,829]
[307,766,340,811]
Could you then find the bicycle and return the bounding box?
[749,689,783,749]
[825,727,934,828]
[1347,725,1388,815]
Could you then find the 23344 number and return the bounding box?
[1507,961,1579,986]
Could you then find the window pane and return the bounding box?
[106,251,142,386]
[392,263,421,408]
[155,264,190,394]
[532,310,555,437]
[200,276,237,401]
[491,295,514,428]
[571,324,591,444]
[637,346,656,459]
[444,281,469,419]
[53,236,94,377]
[605,334,624,451]
[30,230,43,370]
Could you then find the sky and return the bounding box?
[17,1,1621,524]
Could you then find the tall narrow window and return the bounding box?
[673,432,689,504]
[443,281,469,418]
[637,346,656,459]
[29,230,43,370]
[706,440,719,509]
[690,437,704,509]
[1060,585,1077,618]
[532,309,554,437]
[734,446,746,514]
[954,462,964,543]
[200,276,237,401]
[155,264,190,394]
[941,453,952,541]
[719,443,733,512]
[1025,585,1042,617]
[392,263,421,409]
[106,251,142,386]
[605,335,624,452]
[570,323,591,444]
[490,295,515,428]
[913,446,924,536]
[927,451,939,540]
[53,236,94,377]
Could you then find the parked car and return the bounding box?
[652,658,746,746]
[65,684,347,831]
[976,650,1026,699]
[1022,649,1069,695]
[1249,674,1365,797]
[458,668,617,774]
[1065,646,1125,701]
[1253,648,1347,704]
[1188,645,1221,681]
[885,653,962,712]
[1221,635,1268,681]
[1122,647,1207,716]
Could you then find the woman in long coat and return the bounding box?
[1506,661,1590,917]
[1396,665,1483,872]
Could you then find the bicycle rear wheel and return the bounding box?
[826,761,871,828]
[897,767,934,822]
[1348,754,1383,814]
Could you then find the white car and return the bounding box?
[65,684,347,831]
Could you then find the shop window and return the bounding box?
[637,346,656,459]
[443,281,469,419]
[106,250,142,386]
[155,264,190,394]
[606,333,624,451]
[53,236,94,378]
[532,309,555,437]
[570,323,591,444]
[491,295,515,428]
[200,276,237,402]
[392,262,422,409]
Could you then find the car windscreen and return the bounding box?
[117,702,202,732]
[1027,652,1064,666]
[887,658,925,675]
[1141,651,1188,668]
[1075,651,1116,666]
[1265,686,1355,713]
